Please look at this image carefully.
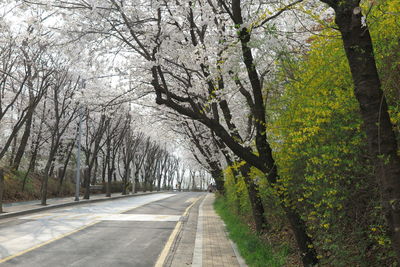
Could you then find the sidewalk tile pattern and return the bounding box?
[202,194,241,267]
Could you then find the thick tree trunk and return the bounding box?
[106,166,112,197]
[8,134,18,166]
[56,168,64,196]
[41,144,58,205]
[143,174,148,192]
[239,163,269,232]
[57,142,74,196]
[91,158,98,185]
[322,1,400,261]
[84,158,94,199]
[134,177,139,193]
[122,167,129,195]
[13,109,33,170]
[41,173,50,206]
[246,180,268,230]
[49,161,55,178]
[83,167,90,199]
[113,167,117,182]
[162,173,167,190]
[210,168,224,194]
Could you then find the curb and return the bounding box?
[226,225,248,267]
[162,194,205,267]
[0,191,165,220]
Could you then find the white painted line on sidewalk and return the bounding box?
[192,195,206,267]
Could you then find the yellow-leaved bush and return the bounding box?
[268,1,399,265]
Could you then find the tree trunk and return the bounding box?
[122,167,129,195]
[321,0,400,261]
[13,109,33,170]
[41,173,50,206]
[49,161,55,178]
[22,144,39,192]
[113,167,117,182]
[8,133,18,166]
[0,169,4,213]
[162,173,167,190]
[106,166,112,197]
[240,163,270,232]
[143,175,148,192]
[83,167,90,199]
[101,157,106,184]
[84,161,93,200]
[57,141,74,196]
[267,159,317,266]
[157,172,161,191]
[211,171,225,194]
[56,167,65,196]
[91,158,98,185]
[106,144,112,197]
[134,177,139,193]
[230,163,242,214]
[41,145,57,205]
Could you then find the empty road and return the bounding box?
[0,192,204,267]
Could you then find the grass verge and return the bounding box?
[214,196,289,267]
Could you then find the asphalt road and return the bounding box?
[0,192,204,267]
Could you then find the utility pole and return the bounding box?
[75,106,83,201]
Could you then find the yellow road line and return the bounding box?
[0,193,177,264]
[48,214,62,219]
[0,221,99,264]
[69,214,85,219]
[27,213,50,219]
[154,196,203,267]
[0,203,148,263]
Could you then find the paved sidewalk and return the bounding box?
[167,193,247,267]
[199,194,246,267]
[0,191,162,219]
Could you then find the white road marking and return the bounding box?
[185,197,197,203]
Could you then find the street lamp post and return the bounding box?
[74,106,83,201]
